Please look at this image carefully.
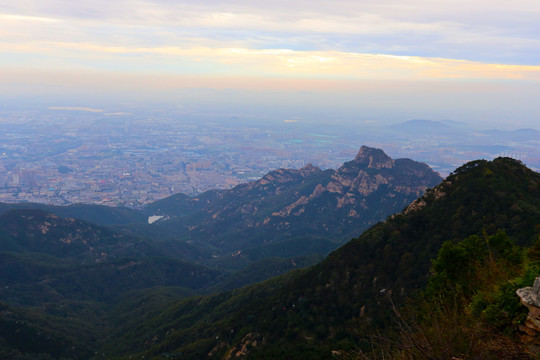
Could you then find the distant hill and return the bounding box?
[0,202,146,225]
[387,119,465,136]
[482,128,540,142]
[0,209,225,304]
[0,207,229,359]
[0,208,158,260]
[135,146,442,256]
[115,157,540,359]
[0,252,218,305]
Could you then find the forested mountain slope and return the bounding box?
[115,157,539,359]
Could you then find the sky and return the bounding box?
[1,0,540,128]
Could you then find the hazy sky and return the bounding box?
[1,1,539,128]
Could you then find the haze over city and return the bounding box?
[1,0,539,128]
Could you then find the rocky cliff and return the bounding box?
[142,146,442,253]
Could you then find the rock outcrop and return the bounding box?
[516,277,540,347]
[353,146,395,169]
[143,146,443,252]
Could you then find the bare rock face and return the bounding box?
[517,277,540,307]
[516,277,540,346]
[221,332,263,359]
[146,146,443,251]
[247,164,321,190]
[353,146,395,169]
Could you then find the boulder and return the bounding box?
[516,277,540,346]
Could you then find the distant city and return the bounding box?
[1,108,538,208]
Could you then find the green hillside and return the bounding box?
[2,156,538,359]
[111,157,539,359]
[0,202,147,225]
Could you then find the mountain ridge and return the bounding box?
[1,152,538,359]
[139,146,442,255]
[117,157,540,359]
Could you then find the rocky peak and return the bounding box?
[353,146,394,169]
[298,163,321,176]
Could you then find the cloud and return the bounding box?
[1,0,539,64]
[2,38,539,82]
[0,14,59,22]
[48,106,104,112]
[1,1,539,128]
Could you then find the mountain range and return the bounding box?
[107,156,540,359]
[1,146,442,271]
[1,147,539,359]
